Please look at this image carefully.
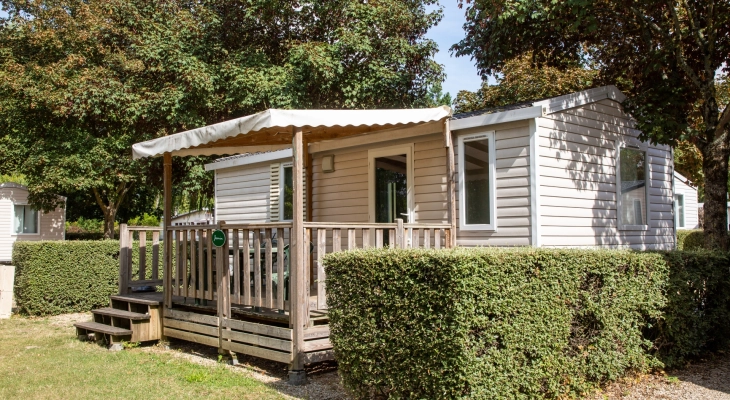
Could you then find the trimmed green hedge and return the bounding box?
[12,240,160,316]
[324,248,730,399]
[676,230,704,250]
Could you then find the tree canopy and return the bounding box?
[0,0,445,237]
[454,0,730,248]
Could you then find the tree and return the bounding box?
[454,0,730,249]
[453,52,598,113]
[0,0,445,238]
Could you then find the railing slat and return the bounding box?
[435,229,441,249]
[254,230,261,308]
[424,229,431,249]
[375,229,383,248]
[332,229,341,253]
[152,231,160,280]
[317,228,327,310]
[190,230,197,300]
[128,230,134,287]
[276,227,285,310]
[183,230,189,298]
[265,228,273,309]
[348,228,356,250]
[389,229,395,247]
[242,229,251,306]
[139,231,147,280]
[233,229,240,305]
[362,228,370,248]
[197,229,204,299]
[206,229,213,300]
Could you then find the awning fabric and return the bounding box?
[132,106,451,159]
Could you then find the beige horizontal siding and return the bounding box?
[215,163,272,224]
[538,99,674,250]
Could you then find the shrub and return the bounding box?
[325,248,668,399]
[650,251,730,367]
[65,232,105,241]
[676,230,704,250]
[12,240,160,316]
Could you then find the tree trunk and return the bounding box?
[92,183,130,240]
[699,139,729,250]
[102,206,117,240]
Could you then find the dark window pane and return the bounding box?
[463,138,490,225]
[283,166,293,220]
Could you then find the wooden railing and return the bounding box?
[161,220,453,315]
[119,224,163,294]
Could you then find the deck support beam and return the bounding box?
[444,119,457,248]
[290,127,307,384]
[163,153,173,310]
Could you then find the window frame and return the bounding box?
[279,162,293,222]
[458,131,497,231]
[675,193,685,228]
[616,142,650,231]
[12,203,41,236]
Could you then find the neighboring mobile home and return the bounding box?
[0,183,66,263]
[204,86,677,250]
[672,172,699,229]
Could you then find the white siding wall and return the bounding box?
[537,99,675,250]
[0,186,65,262]
[453,121,533,246]
[673,174,699,229]
[215,163,273,224]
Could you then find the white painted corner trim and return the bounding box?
[529,118,541,247]
[204,148,293,171]
[450,105,543,131]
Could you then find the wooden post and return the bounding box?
[289,127,307,384]
[118,224,129,295]
[163,153,173,309]
[444,119,457,248]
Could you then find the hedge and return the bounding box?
[324,248,730,399]
[12,240,160,316]
[676,230,704,250]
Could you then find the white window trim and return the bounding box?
[12,203,41,236]
[279,162,293,222]
[616,141,650,231]
[675,193,685,229]
[458,131,497,231]
[367,144,415,223]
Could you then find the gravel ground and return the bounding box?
[54,313,730,399]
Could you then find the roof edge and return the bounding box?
[205,148,293,171]
[535,85,626,115]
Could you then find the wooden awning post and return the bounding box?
[444,119,457,248]
[289,127,307,384]
[163,153,173,309]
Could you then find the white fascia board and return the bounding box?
[204,148,293,171]
[450,105,543,131]
[536,85,627,114]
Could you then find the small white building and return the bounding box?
[672,172,699,229]
[170,209,214,226]
[0,183,66,263]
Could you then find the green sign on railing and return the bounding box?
[212,229,226,247]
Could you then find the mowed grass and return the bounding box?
[0,315,284,400]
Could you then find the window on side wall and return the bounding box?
[458,131,496,231]
[280,163,293,221]
[675,194,685,228]
[618,146,649,229]
[13,204,39,234]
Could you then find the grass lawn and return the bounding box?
[0,315,285,400]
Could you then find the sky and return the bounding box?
[425,2,487,99]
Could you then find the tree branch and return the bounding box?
[92,187,108,214]
[716,105,730,139]
[668,5,706,93]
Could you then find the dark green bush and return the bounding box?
[676,230,704,250]
[12,240,161,316]
[650,251,730,367]
[65,232,105,241]
[325,248,668,399]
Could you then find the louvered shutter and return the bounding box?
[270,163,280,221]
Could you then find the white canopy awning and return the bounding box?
[132,106,451,159]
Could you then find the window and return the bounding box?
[458,131,496,231]
[13,204,39,234]
[280,163,293,221]
[618,147,648,229]
[368,145,414,227]
[675,194,685,228]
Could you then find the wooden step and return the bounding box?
[110,293,163,306]
[92,308,150,321]
[74,321,133,336]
